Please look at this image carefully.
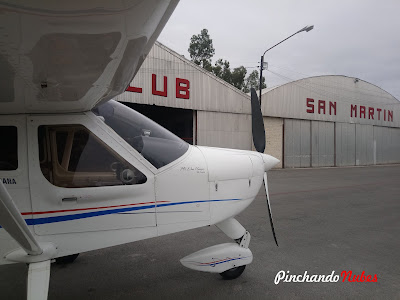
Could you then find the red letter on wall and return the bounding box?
[329,101,337,115]
[351,105,357,117]
[388,110,393,122]
[306,98,314,113]
[368,107,374,119]
[126,85,142,93]
[377,108,382,120]
[176,78,190,99]
[152,74,167,97]
[360,106,366,119]
[318,100,326,114]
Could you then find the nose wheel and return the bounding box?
[220,265,246,280]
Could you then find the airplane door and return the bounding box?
[0,116,32,220]
[27,114,156,235]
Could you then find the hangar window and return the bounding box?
[0,126,18,170]
[38,125,146,188]
[92,100,189,169]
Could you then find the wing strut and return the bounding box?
[0,182,53,300]
[27,260,51,300]
[0,181,42,255]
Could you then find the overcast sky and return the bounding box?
[158,0,400,100]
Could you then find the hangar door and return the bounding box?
[284,119,311,168]
[374,126,400,164]
[335,123,356,166]
[355,124,374,165]
[311,121,335,167]
[284,120,335,168]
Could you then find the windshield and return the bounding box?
[92,100,189,169]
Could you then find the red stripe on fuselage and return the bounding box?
[21,201,170,216]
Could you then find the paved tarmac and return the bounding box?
[1,165,400,299]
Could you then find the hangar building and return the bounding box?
[116,41,400,168]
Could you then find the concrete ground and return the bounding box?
[1,165,400,299]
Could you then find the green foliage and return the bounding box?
[243,70,266,93]
[231,66,247,90]
[188,29,215,69]
[212,59,232,83]
[188,29,265,93]
[210,62,247,90]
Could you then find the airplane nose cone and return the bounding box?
[261,154,280,171]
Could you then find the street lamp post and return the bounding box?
[259,25,314,105]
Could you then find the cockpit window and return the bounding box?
[0,126,18,170]
[92,100,189,169]
[38,124,147,188]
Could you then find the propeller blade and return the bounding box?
[250,88,265,153]
[263,172,278,247]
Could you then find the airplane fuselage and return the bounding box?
[0,102,276,264]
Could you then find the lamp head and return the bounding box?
[305,25,314,32]
[298,25,314,33]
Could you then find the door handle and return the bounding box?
[62,197,77,202]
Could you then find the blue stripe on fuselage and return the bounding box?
[0,198,242,228]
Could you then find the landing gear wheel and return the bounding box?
[55,253,79,264]
[219,265,246,280]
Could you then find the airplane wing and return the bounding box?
[0,1,179,299]
[0,0,179,115]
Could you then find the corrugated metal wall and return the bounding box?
[285,120,336,168]
[335,123,356,166]
[262,76,400,128]
[285,120,400,168]
[374,126,400,164]
[311,121,335,167]
[355,124,374,165]
[116,42,251,115]
[284,119,311,168]
[197,111,252,150]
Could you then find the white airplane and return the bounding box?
[0,1,279,299]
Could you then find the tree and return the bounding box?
[211,60,247,90]
[243,70,266,93]
[188,29,249,92]
[231,66,247,90]
[188,29,215,70]
[212,59,232,84]
[211,59,222,78]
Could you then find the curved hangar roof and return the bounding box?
[261,75,400,128]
